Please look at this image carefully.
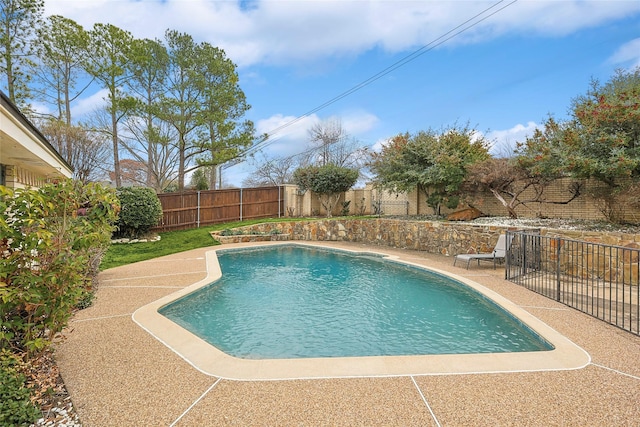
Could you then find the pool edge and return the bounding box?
[132,241,591,380]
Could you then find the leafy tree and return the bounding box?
[31,15,90,126]
[464,157,581,219]
[568,67,640,184]
[293,164,358,217]
[123,37,178,191]
[114,159,148,187]
[190,167,209,190]
[517,68,640,221]
[0,0,43,107]
[368,125,490,215]
[85,23,135,188]
[156,30,205,190]
[195,41,255,190]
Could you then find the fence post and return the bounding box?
[278,186,282,218]
[556,237,561,301]
[522,234,528,277]
[505,231,511,280]
[239,187,243,221]
[197,191,201,228]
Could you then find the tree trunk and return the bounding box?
[111,109,121,187]
[209,166,217,190]
[178,135,185,190]
[490,188,518,219]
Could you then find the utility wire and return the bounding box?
[228,0,518,165]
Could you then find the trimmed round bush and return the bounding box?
[115,187,163,238]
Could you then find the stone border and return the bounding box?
[210,231,290,244]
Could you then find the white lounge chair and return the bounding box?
[453,234,511,269]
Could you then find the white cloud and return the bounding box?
[71,88,108,118]
[341,111,379,135]
[253,114,319,157]
[45,0,640,68]
[257,113,317,140]
[30,100,52,118]
[491,1,640,37]
[486,121,541,157]
[370,137,393,153]
[609,38,640,69]
[254,110,379,158]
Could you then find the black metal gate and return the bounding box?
[506,230,639,336]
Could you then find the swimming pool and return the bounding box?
[133,242,590,379]
[159,245,552,359]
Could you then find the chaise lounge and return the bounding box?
[453,234,511,269]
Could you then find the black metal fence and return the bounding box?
[506,230,639,336]
[373,200,410,216]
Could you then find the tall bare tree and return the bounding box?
[85,23,135,187]
[156,30,205,190]
[122,37,177,191]
[194,41,255,189]
[243,155,298,187]
[31,15,90,126]
[0,0,43,107]
[38,119,110,183]
[307,118,347,166]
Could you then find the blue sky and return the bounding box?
[45,0,640,186]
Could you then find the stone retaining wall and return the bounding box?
[212,219,640,258]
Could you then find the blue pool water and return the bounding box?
[160,245,553,359]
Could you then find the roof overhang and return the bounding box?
[0,92,73,179]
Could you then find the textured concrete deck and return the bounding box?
[56,242,640,426]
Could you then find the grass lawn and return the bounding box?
[100,218,316,270]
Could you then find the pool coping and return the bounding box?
[132,241,591,380]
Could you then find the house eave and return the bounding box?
[0,92,73,182]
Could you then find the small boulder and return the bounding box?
[447,207,483,221]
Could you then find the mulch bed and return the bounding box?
[19,350,79,426]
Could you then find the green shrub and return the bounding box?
[293,164,359,217]
[0,180,118,355]
[340,200,351,216]
[0,351,40,426]
[115,187,163,238]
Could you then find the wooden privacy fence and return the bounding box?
[151,186,285,232]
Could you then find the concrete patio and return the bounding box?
[55,242,640,426]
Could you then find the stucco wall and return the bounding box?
[281,177,640,223]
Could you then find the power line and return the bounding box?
[228,0,518,164]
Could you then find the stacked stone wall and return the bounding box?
[214,219,640,259]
